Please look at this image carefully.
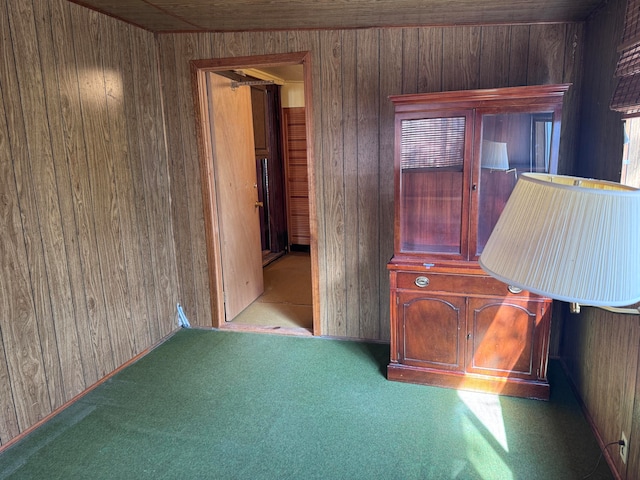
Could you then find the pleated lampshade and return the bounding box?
[479,173,640,306]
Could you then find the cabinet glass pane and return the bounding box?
[400,117,465,254]
[477,112,554,255]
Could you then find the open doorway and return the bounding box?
[191,52,319,336]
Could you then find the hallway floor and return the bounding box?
[229,252,313,332]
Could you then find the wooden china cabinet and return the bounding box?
[387,84,570,400]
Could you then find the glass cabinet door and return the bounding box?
[474,110,558,257]
[398,113,470,256]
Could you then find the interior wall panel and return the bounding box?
[0,0,592,453]
[563,0,639,478]
[0,0,178,447]
[158,23,582,342]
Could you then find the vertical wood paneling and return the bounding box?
[0,0,58,421]
[0,4,588,449]
[7,0,85,403]
[564,311,640,479]
[132,28,180,339]
[173,33,212,326]
[263,31,289,55]
[402,28,419,94]
[356,29,380,339]
[479,26,511,88]
[508,25,531,85]
[527,24,567,84]
[342,30,360,338]
[631,363,640,480]
[418,27,443,93]
[378,28,403,342]
[125,25,159,342]
[0,74,42,441]
[49,0,112,379]
[32,0,97,388]
[75,7,134,368]
[103,15,149,357]
[158,35,198,324]
[442,26,481,91]
[319,30,347,336]
[0,0,178,447]
[562,1,638,478]
[159,23,582,343]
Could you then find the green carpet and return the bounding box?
[0,329,614,479]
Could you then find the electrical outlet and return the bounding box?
[620,432,628,464]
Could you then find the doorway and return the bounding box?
[191,52,319,336]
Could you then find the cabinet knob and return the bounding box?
[508,285,523,294]
[414,276,429,288]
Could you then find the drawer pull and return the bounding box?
[415,276,430,288]
[508,285,523,294]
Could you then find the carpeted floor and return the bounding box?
[230,252,313,330]
[0,329,614,480]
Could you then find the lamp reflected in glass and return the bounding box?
[481,140,510,170]
[479,173,640,313]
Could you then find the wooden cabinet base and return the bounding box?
[387,363,550,400]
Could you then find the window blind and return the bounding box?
[611,0,640,116]
[400,117,465,169]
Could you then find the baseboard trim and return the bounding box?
[558,358,623,480]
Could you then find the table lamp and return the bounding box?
[479,173,640,313]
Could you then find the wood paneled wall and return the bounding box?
[0,0,591,451]
[0,0,178,446]
[157,23,583,340]
[564,0,640,478]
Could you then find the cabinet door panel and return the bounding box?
[398,293,465,371]
[467,298,541,378]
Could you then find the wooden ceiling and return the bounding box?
[72,0,607,33]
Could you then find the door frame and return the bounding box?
[191,52,320,335]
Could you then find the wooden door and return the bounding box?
[207,72,264,321]
[397,292,466,372]
[466,297,541,379]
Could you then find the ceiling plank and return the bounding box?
[69,0,606,34]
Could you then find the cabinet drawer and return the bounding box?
[395,271,525,297]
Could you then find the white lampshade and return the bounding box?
[481,140,510,170]
[479,173,640,306]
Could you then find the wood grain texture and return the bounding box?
[319,30,347,336]
[402,28,419,94]
[378,28,403,343]
[356,28,381,339]
[57,1,114,379]
[0,67,42,442]
[0,0,58,424]
[7,0,85,405]
[342,29,359,338]
[442,26,481,91]
[563,311,640,479]
[68,0,605,33]
[0,0,589,450]
[479,26,511,88]
[527,24,567,85]
[159,23,581,342]
[561,1,638,479]
[418,27,443,93]
[0,0,178,447]
[33,2,98,393]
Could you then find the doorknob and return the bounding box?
[255,201,264,207]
